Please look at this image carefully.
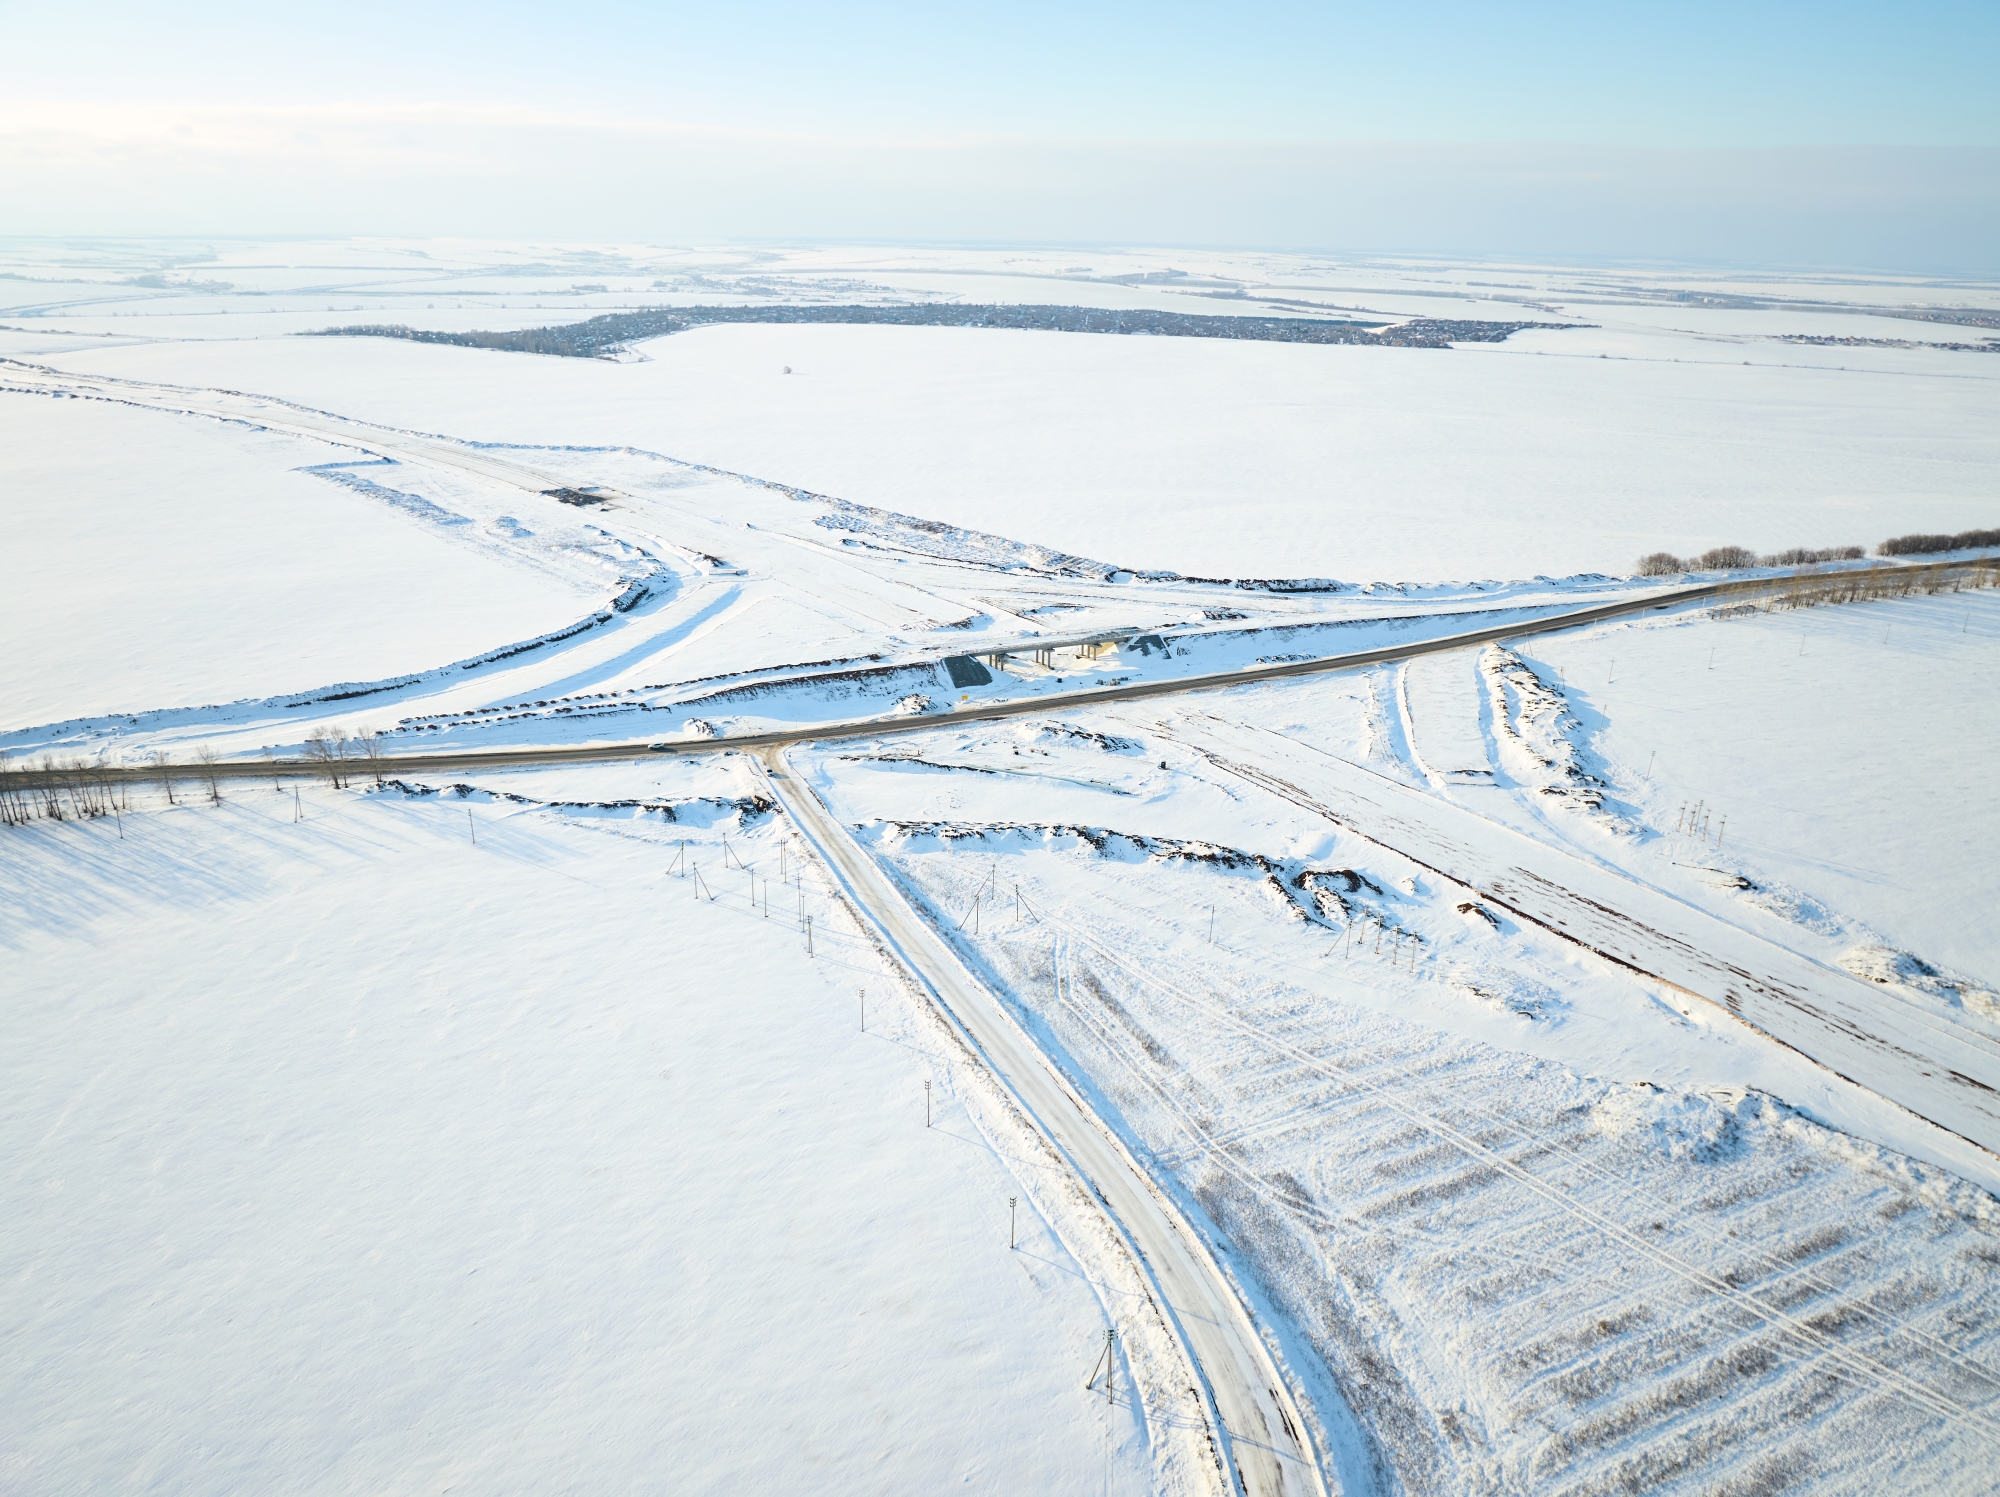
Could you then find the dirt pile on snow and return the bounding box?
[1481,644,1633,834]
[1592,1082,1759,1163]
[1840,944,2000,1021]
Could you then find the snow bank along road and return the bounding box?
[38,564,1935,788]
[758,746,1328,1497]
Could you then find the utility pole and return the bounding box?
[1208,905,1215,944]
[1009,1196,1018,1249]
[468,808,476,845]
[925,1079,932,1128]
[1085,1328,1117,1401]
[294,786,303,823]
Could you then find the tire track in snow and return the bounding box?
[1157,716,2000,1159]
[1036,912,2000,1440]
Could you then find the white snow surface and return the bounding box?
[7,239,2000,1496]
[0,391,596,724]
[24,324,1996,586]
[1,768,1155,1495]
[7,239,1996,586]
[1506,589,2000,991]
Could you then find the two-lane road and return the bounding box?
[758,747,1331,1497]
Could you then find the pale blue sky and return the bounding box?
[8,0,1996,144]
[3,2,1996,264]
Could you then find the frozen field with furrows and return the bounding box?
[5,238,1998,1496]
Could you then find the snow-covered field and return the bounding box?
[791,586,2000,1493]
[6,240,1997,585]
[5,238,1998,1495]
[0,391,599,725]
[15,319,1995,587]
[1501,590,2000,990]
[2,764,1156,1495]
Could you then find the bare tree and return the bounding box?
[304,727,348,789]
[352,727,386,787]
[56,758,92,819]
[1881,525,2000,557]
[193,745,223,805]
[151,748,178,806]
[1763,544,1863,566]
[72,758,113,819]
[0,755,29,827]
[35,757,66,820]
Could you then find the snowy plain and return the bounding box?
[1509,590,2000,986]
[15,323,1995,586]
[6,238,1998,585]
[0,392,599,724]
[4,238,1999,1496]
[1,766,1156,1495]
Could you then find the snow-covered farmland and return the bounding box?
[5,239,1998,1496]
[0,391,598,725]
[1,764,1156,1495]
[8,239,1997,587]
[1481,588,2000,995]
[23,321,1998,586]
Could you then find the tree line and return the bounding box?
[1639,524,1996,576]
[307,304,1575,360]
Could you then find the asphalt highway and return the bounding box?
[24,569,1819,789]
